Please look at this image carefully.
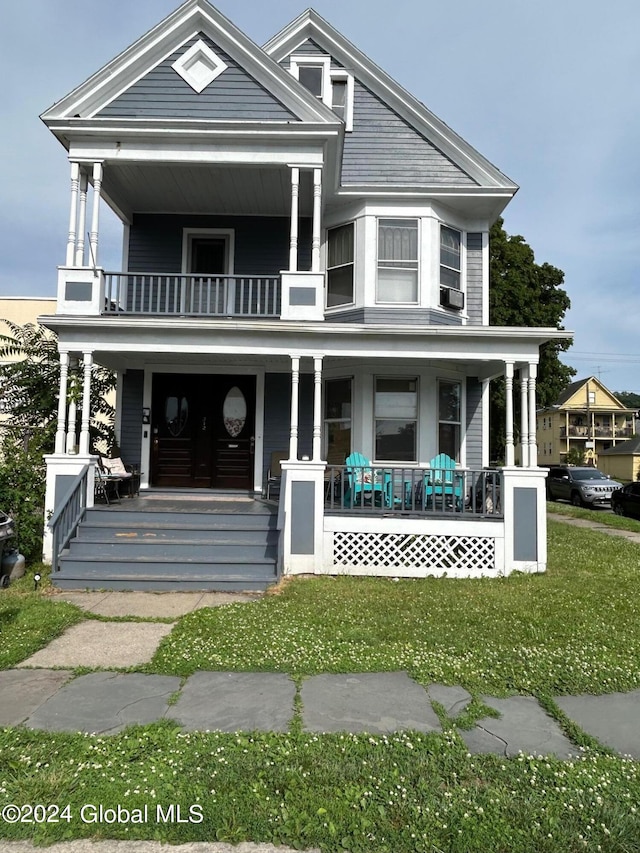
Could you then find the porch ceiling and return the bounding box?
[102,163,314,221]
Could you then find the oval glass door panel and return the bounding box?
[223,386,247,437]
[165,396,189,436]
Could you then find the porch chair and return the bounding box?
[94,463,121,505]
[343,452,390,508]
[418,453,463,511]
[99,456,140,498]
[265,450,288,500]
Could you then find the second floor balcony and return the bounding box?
[560,424,634,439]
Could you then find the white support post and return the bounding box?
[505,362,515,467]
[66,358,78,454]
[55,351,70,454]
[312,356,323,461]
[75,170,89,267]
[528,362,538,466]
[520,368,529,468]
[89,162,103,268]
[79,351,93,455]
[289,355,300,461]
[66,162,80,266]
[289,167,300,272]
[311,168,322,273]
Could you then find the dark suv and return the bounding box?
[546,466,622,508]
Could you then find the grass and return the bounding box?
[1,521,640,851]
[547,500,640,532]
[147,520,640,696]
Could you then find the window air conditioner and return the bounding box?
[440,286,465,310]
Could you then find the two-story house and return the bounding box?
[40,0,568,588]
[537,376,637,466]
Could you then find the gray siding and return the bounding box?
[262,373,312,484]
[466,233,484,324]
[100,33,296,120]
[465,377,483,471]
[342,82,478,187]
[285,38,343,65]
[120,370,144,468]
[128,214,312,274]
[328,307,463,326]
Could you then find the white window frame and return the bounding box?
[376,217,420,305]
[181,228,235,275]
[290,56,354,131]
[374,375,419,463]
[326,222,355,308]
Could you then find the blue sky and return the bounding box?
[2,0,639,391]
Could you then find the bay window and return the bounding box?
[375,376,417,461]
[377,219,418,303]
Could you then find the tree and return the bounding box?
[0,321,115,560]
[615,391,640,410]
[489,218,574,462]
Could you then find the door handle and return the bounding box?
[250,436,255,455]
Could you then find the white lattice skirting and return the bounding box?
[331,531,498,577]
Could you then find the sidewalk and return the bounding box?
[2,589,639,759]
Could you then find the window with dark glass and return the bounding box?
[327,223,354,307]
[438,380,461,461]
[440,225,461,289]
[375,377,417,461]
[298,65,323,97]
[377,219,419,302]
[331,78,347,120]
[324,378,352,465]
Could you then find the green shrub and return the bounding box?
[0,430,48,563]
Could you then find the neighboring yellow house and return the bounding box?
[598,436,640,483]
[537,376,637,466]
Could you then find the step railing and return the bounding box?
[48,465,89,573]
[324,465,503,518]
[103,273,281,317]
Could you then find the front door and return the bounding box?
[151,374,255,490]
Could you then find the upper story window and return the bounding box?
[290,56,354,131]
[327,223,354,307]
[440,225,464,311]
[376,219,419,303]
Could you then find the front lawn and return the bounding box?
[149,520,640,696]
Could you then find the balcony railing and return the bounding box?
[560,425,633,438]
[103,272,281,317]
[324,466,503,518]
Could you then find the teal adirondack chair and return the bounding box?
[422,453,463,510]
[344,452,389,508]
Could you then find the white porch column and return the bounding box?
[66,162,80,266]
[66,358,78,454]
[528,362,538,466]
[311,168,322,273]
[505,362,515,467]
[55,351,70,454]
[312,356,323,461]
[89,162,104,267]
[289,167,300,272]
[79,351,93,455]
[74,170,89,267]
[520,368,529,468]
[289,355,300,461]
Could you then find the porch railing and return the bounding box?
[325,465,503,518]
[48,464,89,573]
[103,272,281,317]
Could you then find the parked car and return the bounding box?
[611,482,640,519]
[0,510,25,588]
[546,466,622,508]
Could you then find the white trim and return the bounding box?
[181,228,235,274]
[171,38,228,93]
[375,217,420,306]
[329,69,354,132]
[289,55,332,104]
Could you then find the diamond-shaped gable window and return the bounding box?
[172,40,228,93]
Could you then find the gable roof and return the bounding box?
[599,436,640,456]
[41,0,340,127]
[264,9,518,193]
[554,376,630,410]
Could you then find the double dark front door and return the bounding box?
[151,374,255,490]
